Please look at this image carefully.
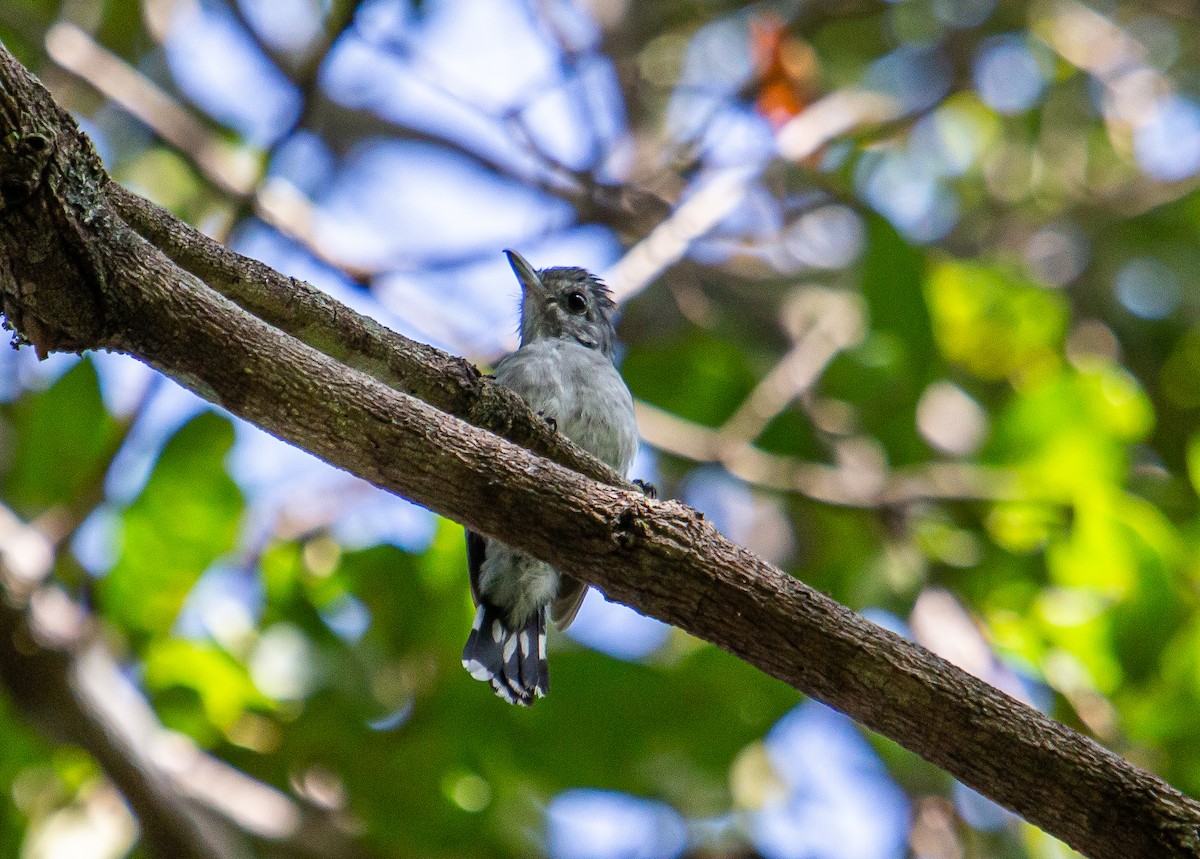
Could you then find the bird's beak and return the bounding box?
[504,249,545,299]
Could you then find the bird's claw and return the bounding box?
[538,411,557,432]
[633,479,657,499]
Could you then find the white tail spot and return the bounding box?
[463,658,491,681]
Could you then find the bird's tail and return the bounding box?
[461,603,548,705]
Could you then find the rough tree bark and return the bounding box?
[1,44,1198,859]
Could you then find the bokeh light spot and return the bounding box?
[972,35,1046,115]
[1134,95,1200,182]
[547,789,687,859]
[1114,257,1181,320]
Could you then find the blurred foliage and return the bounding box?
[101,412,244,642]
[4,361,120,514]
[3,0,1200,857]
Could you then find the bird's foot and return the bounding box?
[633,479,658,499]
[537,411,557,432]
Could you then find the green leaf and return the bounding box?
[100,412,243,640]
[144,639,266,737]
[1108,496,1188,684]
[925,259,1068,382]
[1186,434,1200,495]
[861,215,936,371]
[0,0,57,68]
[622,331,756,427]
[3,359,119,515]
[94,0,152,63]
[823,216,939,465]
[0,694,56,859]
[989,363,1150,497]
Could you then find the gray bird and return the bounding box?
[461,250,641,705]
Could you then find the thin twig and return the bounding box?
[634,399,1015,506]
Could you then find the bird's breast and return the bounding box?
[495,339,638,475]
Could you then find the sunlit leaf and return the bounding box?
[144,639,266,737]
[926,260,1067,382]
[1186,434,1200,495]
[100,412,243,640]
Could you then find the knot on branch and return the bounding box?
[0,114,111,357]
[0,130,56,210]
[612,502,651,549]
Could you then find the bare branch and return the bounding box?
[716,288,864,445]
[45,22,260,198]
[47,13,667,278]
[604,90,899,302]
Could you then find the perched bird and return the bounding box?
[461,250,640,705]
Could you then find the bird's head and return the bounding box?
[505,250,617,356]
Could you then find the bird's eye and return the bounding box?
[564,291,588,314]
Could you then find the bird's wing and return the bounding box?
[465,529,487,605]
[492,342,592,629]
[465,349,548,611]
[493,345,561,414]
[551,576,588,630]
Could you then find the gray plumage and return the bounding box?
[461,250,639,705]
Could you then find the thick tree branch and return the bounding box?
[104,183,627,492]
[108,186,1010,511]
[2,46,1199,859]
